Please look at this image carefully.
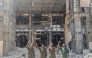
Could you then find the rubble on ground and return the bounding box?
[69,52,83,58]
[2,48,92,58]
[83,53,92,58]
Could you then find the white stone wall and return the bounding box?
[0,0,16,56]
[0,41,3,57]
[80,0,90,7]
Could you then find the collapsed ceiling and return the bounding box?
[15,0,66,13]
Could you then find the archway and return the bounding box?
[16,35,28,48]
[52,34,61,47]
[52,32,64,47]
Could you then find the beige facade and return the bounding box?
[16,13,65,47]
[0,0,16,56]
[0,0,92,56]
[65,0,91,54]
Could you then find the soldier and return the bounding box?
[36,43,47,58]
[58,42,69,58]
[48,43,56,58]
[26,41,30,47]
[26,41,35,58]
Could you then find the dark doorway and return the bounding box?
[52,34,61,47]
[36,40,42,47]
[52,32,64,47]
[36,31,48,46]
[16,35,28,48]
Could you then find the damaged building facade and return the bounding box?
[0,0,92,57]
[65,0,92,54]
[16,12,65,47]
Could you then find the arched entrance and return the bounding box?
[36,31,48,47]
[52,32,64,47]
[16,35,28,48]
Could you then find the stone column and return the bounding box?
[49,13,52,44]
[29,13,32,42]
[0,20,3,57]
[74,0,83,54]
[86,16,91,48]
[64,0,73,45]
[64,0,70,45]
[0,20,3,41]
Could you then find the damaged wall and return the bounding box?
[0,0,16,56]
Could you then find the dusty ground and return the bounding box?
[1,48,91,58]
[0,48,60,58]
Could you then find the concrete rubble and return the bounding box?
[0,48,88,58]
[1,48,92,58]
[83,53,92,58]
[0,48,61,58]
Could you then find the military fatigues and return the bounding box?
[26,44,35,58]
[38,47,47,58]
[48,47,56,58]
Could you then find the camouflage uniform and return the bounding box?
[38,47,47,58]
[48,47,56,58]
[26,44,35,58]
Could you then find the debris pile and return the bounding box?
[83,53,92,58]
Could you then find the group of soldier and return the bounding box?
[26,41,69,58]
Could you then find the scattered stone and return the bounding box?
[21,54,25,57]
[83,53,92,58]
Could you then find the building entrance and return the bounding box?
[16,35,28,48]
[52,32,64,47]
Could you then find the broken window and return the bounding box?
[32,14,48,26]
[81,17,86,26]
[52,16,62,25]
[34,22,41,25]
[41,16,48,21]
[80,7,85,13]
[16,16,29,25]
[36,34,41,38]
